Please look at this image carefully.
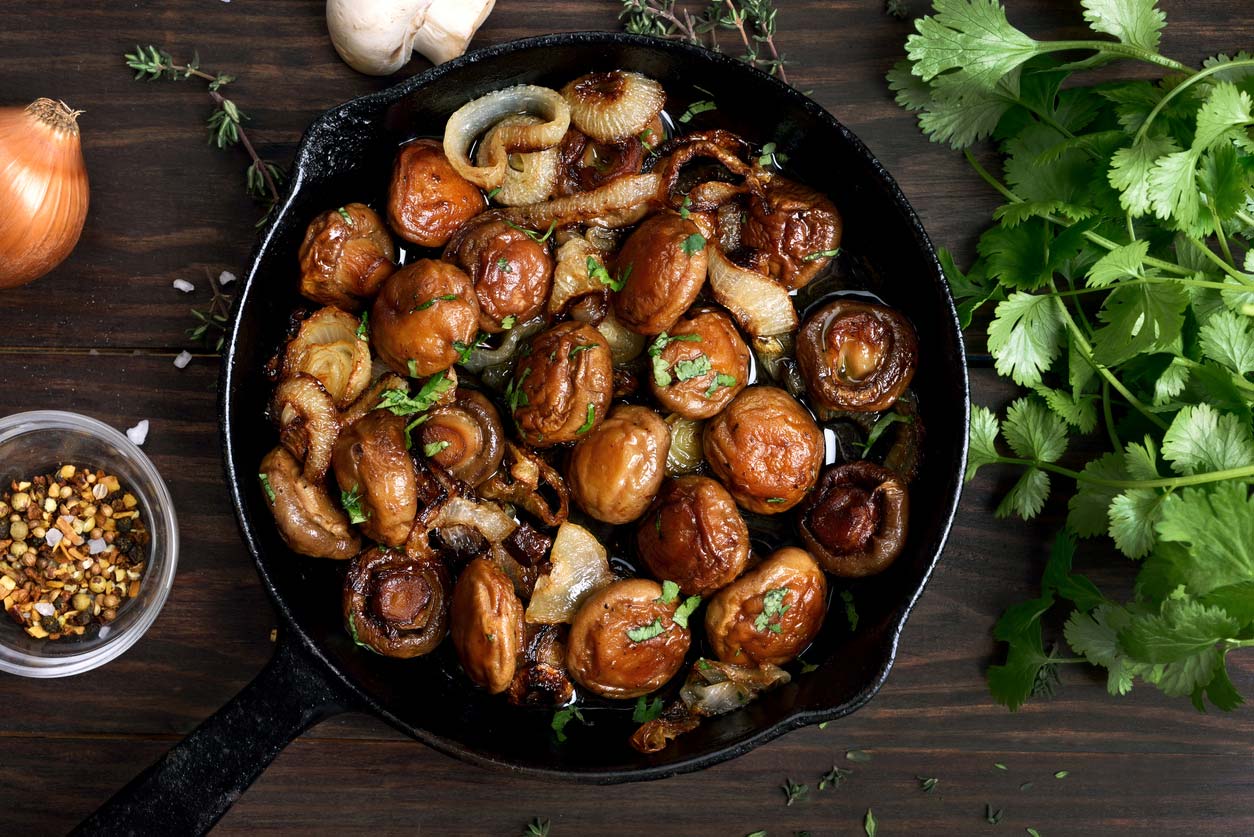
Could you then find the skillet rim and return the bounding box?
[220,30,970,783]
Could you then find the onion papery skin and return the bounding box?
[0,99,89,288]
[444,85,569,190]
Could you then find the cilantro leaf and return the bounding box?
[1080,0,1165,53]
[1156,483,1254,595]
[627,618,665,642]
[1064,604,1139,696]
[1085,240,1148,287]
[1002,396,1069,462]
[966,404,1002,481]
[996,467,1050,519]
[672,595,701,629]
[656,580,680,604]
[340,484,368,524]
[551,706,585,742]
[1109,134,1181,216]
[939,247,1001,328]
[1121,593,1240,663]
[1033,384,1098,433]
[632,696,664,723]
[1067,452,1127,537]
[906,0,1041,93]
[1199,309,1254,376]
[1108,488,1166,558]
[1091,281,1188,365]
[988,592,1057,710]
[987,291,1065,386]
[1161,404,1254,475]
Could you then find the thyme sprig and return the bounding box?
[186,268,234,352]
[124,45,285,225]
[619,0,792,82]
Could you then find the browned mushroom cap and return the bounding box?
[704,546,827,666]
[799,460,909,577]
[387,139,486,248]
[507,321,613,448]
[259,446,360,560]
[370,259,480,378]
[636,476,750,597]
[796,299,918,414]
[450,557,526,694]
[343,546,450,658]
[507,624,575,707]
[740,177,842,290]
[414,389,505,487]
[566,578,691,699]
[567,404,670,524]
[647,307,750,420]
[297,202,396,310]
[612,212,709,335]
[443,215,554,333]
[331,411,418,548]
[702,386,824,514]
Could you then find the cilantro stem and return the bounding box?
[1237,210,1254,229]
[1133,58,1254,144]
[1041,40,1190,75]
[1101,380,1121,453]
[990,455,1254,490]
[1047,276,1242,296]
[1185,234,1253,285]
[1210,204,1236,268]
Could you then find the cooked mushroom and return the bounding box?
[451,557,526,694]
[344,546,450,658]
[740,176,842,290]
[272,374,340,482]
[370,259,480,378]
[799,460,909,577]
[281,307,372,408]
[506,321,613,448]
[297,203,395,310]
[259,446,360,560]
[647,307,750,420]
[443,215,554,332]
[636,476,750,597]
[702,386,824,514]
[566,578,691,699]
[414,389,505,486]
[331,410,419,548]
[387,139,486,247]
[567,404,670,524]
[796,299,918,413]
[704,546,827,666]
[612,212,709,335]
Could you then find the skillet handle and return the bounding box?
[71,632,348,836]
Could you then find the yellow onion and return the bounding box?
[561,71,665,143]
[664,413,705,476]
[443,84,569,190]
[281,307,372,408]
[595,310,646,364]
[525,522,613,624]
[0,99,89,288]
[500,172,662,232]
[477,114,559,206]
[548,233,604,318]
[707,244,798,338]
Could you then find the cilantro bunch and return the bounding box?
[890,0,1254,710]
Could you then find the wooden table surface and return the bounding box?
[1,1,1252,835]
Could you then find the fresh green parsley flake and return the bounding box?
[340,484,368,524]
[803,247,840,261]
[356,310,369,341]
[336,206,352,224]
[799,658,819,674]
[627,617,664,642]
[782,778,809,806]
[673,353,712,382]
[994,762,1008,771]
[918,776,938,793]
[846,749,873,763]
[568,343,596,361]
[680,232,706,256]
[414,293,458,312]
[486,186,501,200]
[376,371,452,416]
[865,808,877,837]
[705,372,737,398]
[507,219,557,243]
[575,403,596,435]
[648,331,703,387]
[841,589,859,631]
[818,765,850,790]
[497,257,513,273]
[672,595,701,629]
[423,440,450,458]
[754,586,791,632]
[407,359,418,377]
[679,195,692,219]
[1054,770,1069,779]
[506,367,532,413]
[656,580,681,604]
[524,817,549,837]
[861,412,912,455]
[257,473,275,502]
[766,497,788,505]
[679,100,717,123]
[550,706,584,743]
[587,255,629,291]
[632,695,664,723]
[638,127,656,153]
[500,314,517,330]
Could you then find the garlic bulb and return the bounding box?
[325,0,497,76]
[0,99,89,289]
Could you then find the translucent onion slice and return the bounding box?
[548,233,605,318]
[282,307,372,408]
[525,522,613,624]
[561,71,666,143]
[664,413,705,476]
[596,309,646,364]
[500,172,662,231]
[478,115,560,206]
[444,84,569,190]
[273,374,340,482]
[707,245,798,338]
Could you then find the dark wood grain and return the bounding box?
[0,1,1252,835]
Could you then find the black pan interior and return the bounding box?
[222,33,968,782]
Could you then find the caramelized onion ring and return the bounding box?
[281,307,372,409]
[707,245,798,338]
[272,374,340,482]
[479,114,560,206]
[444,85,570,190]
[562,71,665,143]
[499,173,663,231]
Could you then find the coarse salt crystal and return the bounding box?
[172,278,195,293]
[219,270,237,286]
[88,538,108,555]
[45,528,64,547]
[126,420,150,446]
[174,350,193,369]
[33,602,55,617]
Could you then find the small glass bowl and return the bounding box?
[0,411,178,677]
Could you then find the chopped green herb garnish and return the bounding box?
[407,359,418,377]
[648,331,704,387]
[497,257,513,273]
[754,586,791,632]
[679,194,692,219]
[679,99,717,123]
[638,127,656,153]
[356,310,369,341]
[994,763,1008,771]
[402,415,428,450]
[782,778,808,806]
[500,314,517,330]
[861,412,911,455]
[705,372,737,398]
[336,206,352,224]
[340,484,368,524]
[673,353,712,382]
[587,255,629,292]
[1019,781,1034,792]
[486,186,501,200]
[576,403,596,435]
[257,473,275,502]
[453,334,487,365]
[656,580,681,605]
[506,219,558,243]
[1027,830,1041,837]
[505,367,532,413]
[346,612,377,652]
[865,808,877,837]
[680,232,706,256]
[841,589,859,631]
[818,721,829,730]
[423,440,450,458]
[672,595,701,629]
[917,776,938,793]
[802,247,840,262]
[1054,770,1069,779]
[766,497,788,505]
[568,343,596,361]
[799,658,819,674]
[632,695,664,723]
[376,371,452,416]
[627,617,665,642]
[413,293,458,312]
[846,749,873,763]
[819,765,850,790]
[551,706,584,743]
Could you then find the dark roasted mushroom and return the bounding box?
[702,386,824,514]
[799,461,909,577]
[612,212,709,335]
[259,447,360,560]
[636,476,750,597]
[370,259,480,378]
[556,128,649,196]
[566,578,691,699]
[647,307,750,420]
[507,321,613,448]
[443,215,554,333]
[740,176,842,290]
[415,389,505,487]
[331,411,418,548]
[567,404,670,524]
[704,547,827,666]
[343,546,450,658]
[796,299,918,413]
[451,557,526,694]
[297,202,395,310]
[387,139,486,248]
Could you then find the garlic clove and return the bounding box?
[411,0,497,66]
[326,0,495,77]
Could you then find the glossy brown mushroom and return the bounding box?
[636,476,751,597]
[415,389,505,487]
[796,299,918,413]
[507,624,575,707]
[331,411,418,548]
[387,139,485,248]
[343,546,450,658]
[567,404,670,524]
[702,386,824,514]
[566,578,691,699]
[297,202,395,310]
[704,547,827,666]
[612,212,709,335]
[451,557,526,694]
[443,215,554,333]
[507,321,613,448]
[740,176,842,290]
[647,307,750,420]
[799,461,909,577]
[370,259,480,378]
[259,446,359,560]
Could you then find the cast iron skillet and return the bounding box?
[75,32,968,835]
